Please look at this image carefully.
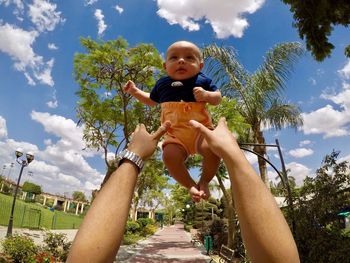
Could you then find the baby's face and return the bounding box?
[164,41,203,80]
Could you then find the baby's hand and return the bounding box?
[193,87,208,102]
[123,80,138,95]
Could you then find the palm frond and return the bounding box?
[203,44,249,97]
[254,42,304,94]
[263,98,303,130]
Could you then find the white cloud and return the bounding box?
[308,77,316,85]
[338,60,350,80]
[30,111,87,153]
[58,173,81,187]
[0,0,24,9]
[156,0,265,38]
[0,112,104,197]
[286,162,312,186]
[47,87,58,108]
[34,58,54,86]
[244,151,258,165]
[115,5,123,14]
[48,43,58,50]
[46,100,58,108]
[301,82,350,138]
[0,116,8,139]
[44,139,52,145]
[289,148,314,158]
[28,0,64,32]
[299,140,311,146]
[0,23,54,86]
[339,154,350,164]
[301,105,349,138]
[85,181,100,191]
[84,0,98,6]
[0,0,24,19]
[94,9,107,36]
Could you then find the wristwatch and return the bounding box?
[117,149,144,172]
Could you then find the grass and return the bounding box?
[0,193,84,229]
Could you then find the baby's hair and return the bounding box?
[166,41,203,61]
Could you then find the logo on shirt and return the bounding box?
[171,81,183,87]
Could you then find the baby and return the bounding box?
[123,41,222,202]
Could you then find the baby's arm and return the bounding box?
[123,80,157,107]
[193,87,222,105]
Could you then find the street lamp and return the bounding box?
[6,149,34,236]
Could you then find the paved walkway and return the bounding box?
[117,223,210,262]
[1,224,210,262]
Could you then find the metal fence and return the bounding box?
[0,193,83,229]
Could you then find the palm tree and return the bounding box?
[203,42,304,185]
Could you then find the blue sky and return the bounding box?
[0,0,349,198]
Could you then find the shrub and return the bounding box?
[122,233,143,245]
[1,183,12,194]
[141,224,157,237]
[184,224,192,232]
[137,218,154,228]
[125,221,140,234]
[1,234,37,263]
[0,253,13,263]
[42,232,72,262]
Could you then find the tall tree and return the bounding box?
[204,42,304,186]
[282,0,350,61]
[74,37,164,187]
[72,191,87,202]
[22,181,42,195]
[292,150,350,262]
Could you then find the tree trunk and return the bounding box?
[253,129,269,187]
[216,174,236,249]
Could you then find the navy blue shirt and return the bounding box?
[150,72,217,103]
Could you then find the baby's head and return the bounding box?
[164,41,203,80]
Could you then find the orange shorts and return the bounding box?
[160,101,213,155]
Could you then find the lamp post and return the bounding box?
[185,204,190,222]
[6,149,34,237]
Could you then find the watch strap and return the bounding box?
[117,149,144,172]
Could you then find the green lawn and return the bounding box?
[0,193,84,229]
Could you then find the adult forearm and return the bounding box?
[223,153,300,263]
[67,161,139,263]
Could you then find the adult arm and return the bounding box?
[123,80,157,106]
[189,118,300,263]
[67,122,169,263]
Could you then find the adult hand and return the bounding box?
[193,86,208,102]
[127,121,171,160]
[189,117,238,159]
[123,80,138,95]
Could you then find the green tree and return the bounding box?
[74,37,164,187]
[203,42,304,186]
[282,0,350,61]
[292,150,350,262]
[22,181,42,195]
[72,191,86,202]
[131,158,170,220]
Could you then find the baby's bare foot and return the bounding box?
[198,181,210,200]
[189,185,202,202]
